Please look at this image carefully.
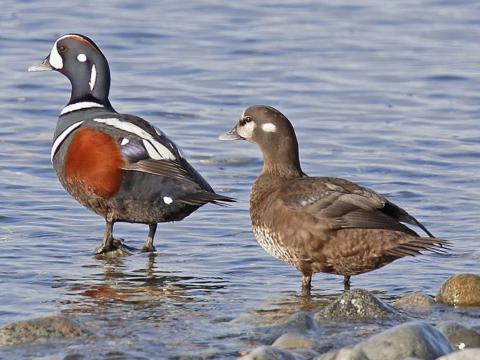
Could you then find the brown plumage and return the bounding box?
[220,105,448,293]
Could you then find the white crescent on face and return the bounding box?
[237,121,256,140]
[48,35,71,70]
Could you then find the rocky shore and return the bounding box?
[240,273,480,360]
[0,273,479,360]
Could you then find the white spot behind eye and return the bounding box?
[261,123,277,132]
[237,121,256,139]
[77,53,87,62]
[163,196,173,204]
[121,138,129,146]
[89,64,96,91]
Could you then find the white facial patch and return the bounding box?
[89,64,97,91]
[261,123,277,132]
[163,196,173,205]
[49,41,63,69]
[60,101,103,116]
[237,121,256,139]
[51,121,84,162]
[77,53,87,62]
[93,118,176,160]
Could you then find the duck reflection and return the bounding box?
[56,252,227,315]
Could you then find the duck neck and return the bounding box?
[67,58,112,108]
[260,140,304,178]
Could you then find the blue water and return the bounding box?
[0,0,479,358]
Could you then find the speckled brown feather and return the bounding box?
[228,105,448,289]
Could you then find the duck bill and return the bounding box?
[28,57,53,72]
[218,127,243,140]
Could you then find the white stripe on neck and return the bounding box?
[51,121,84,162]
[60,102,103,116]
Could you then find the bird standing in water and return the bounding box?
[220,105,447,293]
[29,34,234,255]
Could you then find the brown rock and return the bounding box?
[0,315,89,346]
[393,293,435,310]
[436,274,480,307]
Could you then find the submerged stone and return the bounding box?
[273,332,316,350]
[314,289,402,322]
[0,315,89,347]
[436,273,480,307]
[436,349,480,360]
[239,345,300,360]
[436,322,480,350]
[393,293,435,311]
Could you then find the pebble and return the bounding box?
[437,322,480,350]
[393,293,435,311]
[273,333,316,350]
[0,315,89,346]
[319,321,453,360]
[436,273,480,307]
[436,348,480,360]
[314,289,402,322]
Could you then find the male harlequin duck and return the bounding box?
[28,34,234,255]
[220,105,448,292]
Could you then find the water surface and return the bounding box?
[0,0,479,358]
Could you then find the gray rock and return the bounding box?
[239,345,303,360]
[436,273,480,307]
[255,312,319,344]
[352,321,453,360]
[315,348,368,360]
[282,312,318,333]
[437,322,480,350]
[393,293,435,311]
[0,315,89,346]
[273,333,316,350]
[314,289,402,322]
[436,349,480,360]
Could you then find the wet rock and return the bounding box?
[239,345,301,360]
[315,348,368,360]
[393,293,435,311]
[436,349,480,359]
[282,312,318,333]
[0,315,89,346]
[256,312,318,344]
[314,289,402,322]
[437,322,480,350]
[319,322,453,360]
[436,273,480,307]
[273,333,316,350]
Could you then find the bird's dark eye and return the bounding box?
[239,116,253,126]
[58,45,66,53]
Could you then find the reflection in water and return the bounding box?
[59,253,227,313]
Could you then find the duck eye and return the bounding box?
[240,116,253,126]
[58,45,66,53]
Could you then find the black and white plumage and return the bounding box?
[29,33,234,254]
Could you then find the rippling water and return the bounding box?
[1,0,479,358]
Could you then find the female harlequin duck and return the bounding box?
[220,105,448,292]
[28,34,234,255]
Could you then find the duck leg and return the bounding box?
[301,274,312,295]
[142,223,157,252]
[95,218,122,254]
[343,275,351,291]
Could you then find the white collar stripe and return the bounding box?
[93,117,176,160]
[61,102,104,116]
[51,121,84,162]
